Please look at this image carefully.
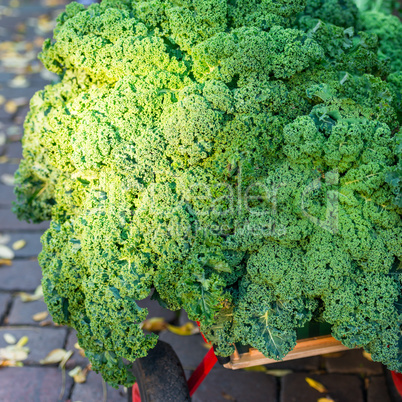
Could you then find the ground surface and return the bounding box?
[0,1,401,401]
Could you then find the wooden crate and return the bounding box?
[224,335,349,370]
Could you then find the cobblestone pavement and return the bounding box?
[0,1,401,401]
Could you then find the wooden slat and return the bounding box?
[223,335,349,370]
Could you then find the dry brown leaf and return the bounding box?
[32,311,48,322]
[167,322,199,336]
[40,348,68,365]
[3,333,16,345]
[0,259,12,266]
[0,244,14,260]
[141,317,167,332]
[39,320,52,327]
[306,378,328,393]
[18,285,43,302]
[362,351,373,361]
[221,391,236,401]
[12,239,26,251]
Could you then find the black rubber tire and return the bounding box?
[127,340,191,402]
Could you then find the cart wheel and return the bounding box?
[127,340,191,402]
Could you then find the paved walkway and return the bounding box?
[0,1,401,401]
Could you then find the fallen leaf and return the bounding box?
[32,311,48,322]
[68,365,89,383]
[317,398,334,402]
[0,95,5,106]
[0,234,11,244]
[8,75,29,88]
[12,239,26,251]
[265,369,293,377]
[4,97,28,114]
[3,333,16,345]
[222,391,236,401]
[141,317,167,332]
[0,244,14,260]
[39,320,52,327]
[1,173,15,186]
[17,285,43,302]
[0,133,6,147]
[306,377,328,393]
[362,351,373,361]
[0,259,12,266]
[40,349,68,365]
[202,342,213,350]
[0,343,29,361]
[167,322,199,336]
[9,0,20,8]
[16,336,29,348]
[59,350,73,368]
[0,359,23,367]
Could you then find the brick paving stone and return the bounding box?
[266,355,321,372]
[2,232,44,258]
[280,373,364,402]
[136,295,177,323]
[64,330,90,369]
[70,370,127,402]
[0,366,73,402]
[7,297,52,325]
[0,291,11,322]
[368,376,392,402]
[0,209,49,231]
[0,258,42,291]
[158,331,210,371]
[0,183,15,206]
[0,327,67,364]
[192,368,277,402]
[324,349,384,376]
[0,163,19,175]
[4,141,22,159]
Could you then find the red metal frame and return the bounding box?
[391,371,402,397]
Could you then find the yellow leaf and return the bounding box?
[305,377,328,393]
[32,311,48,322]
[8,75,29,89]
[12,240,26,251]
[0,245,14,260]
[141,317,167,332]
[318,398,334,402]
[59,350,73,369]
[243,365,268,373]
[265,369,293,377]
[0,259,12,266]
[0,359,24,367]
[18,285,43,302]
[0,346,29,361]
[16,336,29,348]
[167,322,199,336]
[362,351,373,361]
[68,366,89,383]
[40,349,68,365]
[202,342,213,350]
[3,333,16,345]
[4,100,17,114]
